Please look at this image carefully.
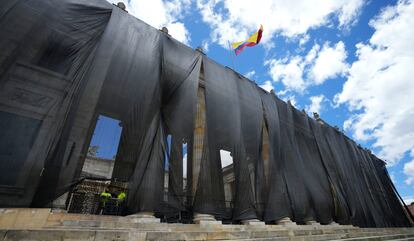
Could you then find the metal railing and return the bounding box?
[66,177,127,216]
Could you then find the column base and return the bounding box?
[276,217,297,227]
[193,213,221,225]
[241,219,265,226]
[306,220,321,226]
[128,212,160,223]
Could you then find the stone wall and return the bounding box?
[81,156,115,179]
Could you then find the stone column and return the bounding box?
[240,121,267,226]
[262,121,270,189]
[192,86,204,201]
[191,67,221,225]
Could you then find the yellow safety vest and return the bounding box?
[117,192,126,200]
[101,192,112,198]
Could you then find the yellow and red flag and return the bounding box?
[231,25,263,55]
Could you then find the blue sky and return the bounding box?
[98,0,414,203]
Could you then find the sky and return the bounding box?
[96,0,414,204]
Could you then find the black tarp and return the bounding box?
[0,0,113,206]
[0,0,412,227]
[260,93,292,222]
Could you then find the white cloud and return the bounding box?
[389,172,397,184]
[201,40,210,53]
[288,97,298,108]
[306,95,326,115]
[337,0,365,27]
[267,41,348,92]
[196,0,364,47]
[275,89,299,108]
[279,94,298,108]
[276,89,289,96]
[402,195,414,205]
[305,44,320,64]
[245,70,256,79]
[299,34,310,46]
[404,154,414,185]
[334,0,414,166]
[166,22,190,44]
[267,57,306,92]
[107,0,191,44]
[309,41,348,84]
[259,80,274,92]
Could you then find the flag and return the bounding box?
[231,25,263,55]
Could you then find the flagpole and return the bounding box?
[227,41,236,71]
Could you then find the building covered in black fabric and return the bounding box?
[0,0,412,228]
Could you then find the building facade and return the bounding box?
[0,0,411,227]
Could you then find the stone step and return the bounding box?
[47,219,362,233]
[0,229,135,241]
[229,230,414,240]
[2,209,413,241]
[206,233,414,241]
[209,237,287,241]
[332,233,414,240]
[300,231,392,240]
[143,230,404,241]
[146,231,251,240]
[1,228,414,241]
[53,220,358,230]
[31,221,414,238]
[42,224,364,237]
[204,234,348,241]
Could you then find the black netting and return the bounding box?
[0,0,411,227]
[259,93,291,222]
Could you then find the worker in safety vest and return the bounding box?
[115,191,126,215]
[100,189,112,207]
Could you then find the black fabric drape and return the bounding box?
[260,93,292,222]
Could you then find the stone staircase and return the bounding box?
[1,209,414,241]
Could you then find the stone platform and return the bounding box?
[1,209,414,241]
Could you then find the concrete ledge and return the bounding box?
[0,208,51,229]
